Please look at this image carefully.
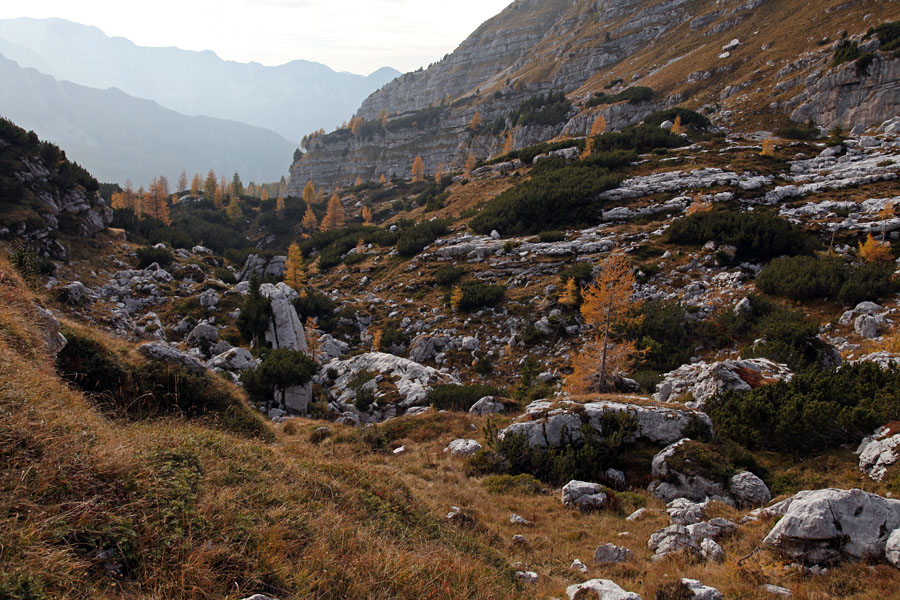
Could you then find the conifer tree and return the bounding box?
[321,193,346,230]
[379,173,386,184]
[231,172,244,198]
[434,163,445,182]
[671,115,686,135]
[305,316,320,361]
[191,173,202,196]
[177,170,188,193]
[858,234,894,262]
[236,272,273,347]
[204,170,217,202]
[503,129,514,155]
[355,175,363,186]
[225,196,242,223]
[450,286,464,310]
[302,180,317,206]
[761,137,776,156]
[584,115,607,157]
[559,277,580,307]
[361,205,373,226]
[275,194,284,218]
[284,242,306,292]
[566,251,643,393]
[411,156,425,182]
[260,187,269,202]
[302,203,319,234]
[468,112,482,131]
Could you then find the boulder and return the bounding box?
[729,471,772,507]
[259,283,309,352]
[408,334,451,363]
[33,304,66,355]
[855,314,882,339]
[500,399,711,448]
[137,342,206,373]
[60,281,88,304]
[648,525,700,561]
[444,439,482,456]
[566,579,642,600]
[654,358,792,408]
[199,289,219,309]
[681,579,723,600]
[515,571,538,584]
[648,440,727,503]
[700,538,725,563]
[763,488,900,564]
[238,254,286,282]
[593,543,634,564]
[857,425,900,481]
[886,528,900,568]
[207,347,254,371]
[468,396,508,415]
[666,498,706,526]
[562,480,608,511]
[186,322,218,347]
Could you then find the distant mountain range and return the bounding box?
[0,53,298,185]
[0,18,400,142]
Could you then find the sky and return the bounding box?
[0,0,513,75]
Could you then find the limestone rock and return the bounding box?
[700,538,725,563]
[562,480,608,511]
[444,439,482,456]
[729,471,772,508]
[207,347,254,371]
[259,283,309,352]
[857,425,900,481]
[763,488,900,564]
[648,524,700,561]
[137,342,206,373]
[468,396,508,415]
[885,528,900,568]
[649,440,726,503]
[681,579,722,600]
[566,579,642,600]
[654,358,792,408]
[593,543,634,564]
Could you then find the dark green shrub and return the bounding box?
[590,126,689,153]
[873,21,900,53]
[427,384,504,411]
[452,282,505,311]
[837,262,899,305]
[434,265,465,286]
[665,210,816,261]
[508,92,572,127]
[240,348,318,407]
[354,387,376,412]
[621,300,697,372]
[756,255,846,299]
[294,289,338,332]
[775,121,821,140]
[586,86,654,108]
[395,219,450,256]
[236,273,273,346]
[135,246,173,268]
[213,267,237,284]
[558,262,594,284]
[538,230,566,243]
[10,250,55,284]
[832,38,861,67]
[482,474,545,495]
[343,252,366,266]
[707,362,900,454]
[642,107,711,130]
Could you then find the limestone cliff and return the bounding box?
[290,0,900,192]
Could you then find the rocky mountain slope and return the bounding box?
[0,17,400,141]
[290,0,900,191]
[0,53,298,184]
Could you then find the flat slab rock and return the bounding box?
[499,399,711,448]
[566,578,642,600]
[763,488,900,565]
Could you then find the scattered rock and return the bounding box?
[571,558,589,573]
[510,513,534,526]
[562,480,609,511]
[444,439,482,456]
[593,543,634,564]
[468,396,508,415]
[648,524,701,561]
[885,528,900,568]
[654,358,792,408]
[700,538,725,563]
[137,342,206,373]
[729,471,773,508]
[681,579,723,600]
[515,571,538,584]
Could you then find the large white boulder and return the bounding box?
[886,528,900,568]
[763,488,900,564]
[444,439,482,456]
[259,283,309,352]
[648,524,701,561]
[562,480,608,511]
[654,358,792,408]
[648,440,727,503]
[730,471,772,507]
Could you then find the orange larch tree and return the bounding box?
[302,203,319,234]
[411,156,425,183]
[321,193,345,231]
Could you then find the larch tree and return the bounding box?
[225,196,242,223]
[411,155,425,183]
[302,203,319,234]
[301,180,317,207]
[559,277,580,308]
[305,316,320,361]
[204,170,218,202]
[231,172,244,197]
[858,234,894,262]
[434,163,445,182]
[761,137,776,157]
[275,194,284,218]
[190,173,202,196]
[503,129,514,155]
[362,205,374,226]
[355,175,363,186]
[177,170,188,193]
[350,117,363,135]
[566,251,643,394]
[670,115,686,135]
[284,242,306,292]
[584,114,607,157]
[468,112,482,131]
[213,186,225,209]
[379,173,386,184]
[321,193,346,231]
[260,187,269,202]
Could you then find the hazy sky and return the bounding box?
[0,0,513,75]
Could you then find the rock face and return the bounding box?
[499,399,712,448]
[137,342,207,374]
[763,488,900,565]
[238,254,287,282]
[566,579,642,600]
[857,425,900,481]
[791,55,900,131]
[654,358,792,408]
[258,283,309,353]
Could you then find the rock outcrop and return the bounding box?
[762,488,900,565]
[499,399,712,448]
[566,579,642,600]
[856,424,900,481]
[654,358,792,408]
